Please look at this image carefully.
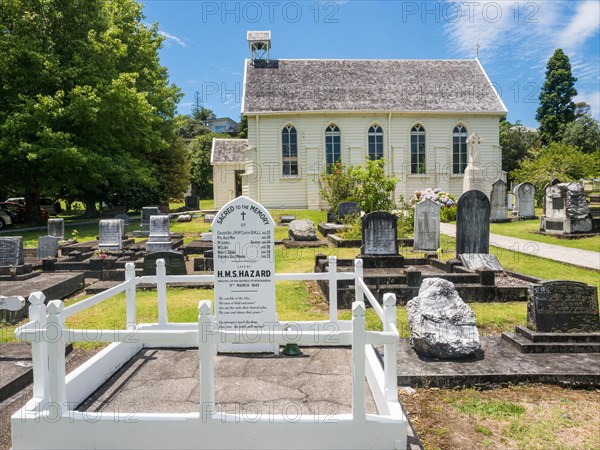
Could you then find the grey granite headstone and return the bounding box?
[115,214,130,226]
[47,218,64,239]
[184,195,200,210]
[0,237,24,266]
[36,236,60,259]
[361,212,398,255]
[413,199,440,251]
[146,215,171,252]
[338,202,361,221]
[527,281,599,333]
[489,179,508,222]
[513,182,536,218]
[99,219,123,252]
[142,252,187,276]
[541,183,592,234]
[459,254,503,272]
[141,207,159,231]
[456,190,490,255]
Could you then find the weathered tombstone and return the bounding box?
[177,214,192,222]
[201,232,213,241]
[413,199,440,251]
[47,218,64,239]
[140,207,159,231]
[459,254,503,272]
[361,212,398,255]
[489,179,509,222]
[527,281,599,333]
[407,278,481,359]
[541,182,592,234]
[213,196,278,353]
[542,178,561,216]
[36,236,60,259]
[142,252,187,276]
[456,190,490,255]
[288,219,317,241]
[337,201,360,222]
[115,213,130,226]
[184,195,200,210]
[204,213,216,224]
[513,182,536,218]
[0,237,24,266]
[146,215,172,252]
[98,219,124,252]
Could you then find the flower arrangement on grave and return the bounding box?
[93,249,110,259]
[409,188,457,223]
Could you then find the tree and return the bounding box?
[191,92,216,123]
[189,132,231,198]
[0,0,184,220]
[562,114,600,154]
[499,119,540,181]
[175,114,211,140]
[535,49,577,144]
[238,114,248,139]
[575,101,591,118]
[512,142,599,200]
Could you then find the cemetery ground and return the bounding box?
[1,207,599,449]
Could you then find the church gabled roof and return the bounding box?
[210,138,247,164]
[242,59,506,115]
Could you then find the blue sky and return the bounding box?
[141,0,600,127]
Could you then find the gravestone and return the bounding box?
[204,213,216,224]
[413,199,440,251]
[98,219,123,252]
[337,201,360,222]
[142,251,187,276]
[140,207,159,231]
[489,179,509,222]
[146,215,172,252]
[0,237,24,266]
[540,183,592,234]
[456,190,490,255]
[513,182,536,218]
[462,132,486,194]
[459,254,503,272]
[47,218,64,239]
[36,236,60,259]
[115,214,130,226]
[288,219,317,241]
[184,195,200,210]
[528,281,599,333]
[361,212,398,255]
[542,179,561,216]
[213,196,278,353]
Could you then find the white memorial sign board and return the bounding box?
[213,196,278,353]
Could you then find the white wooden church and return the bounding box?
[211,31,507,209]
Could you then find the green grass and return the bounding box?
[439,235,600,291]
[453,395,526,419]
[490,219,600,251]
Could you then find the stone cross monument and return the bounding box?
[462,132,486,195]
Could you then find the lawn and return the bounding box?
[490,219,600,252]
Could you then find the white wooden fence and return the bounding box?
[12,257,407,450]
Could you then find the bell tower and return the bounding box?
[247,31,271,65]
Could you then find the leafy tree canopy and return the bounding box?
[189,132,232,198]
[0,0,185,219]
[561,114,600,154]
[499,119,540,181]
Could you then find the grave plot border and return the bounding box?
[12,258,407,450]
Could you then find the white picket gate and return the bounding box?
[12,257,407,449]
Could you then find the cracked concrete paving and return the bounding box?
[78,347,378,417]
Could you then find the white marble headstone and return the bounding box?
[146,215,171,252]
[212,196,278,353]
[47,218,64,239]
[99,219,123,252]
[414,199,440,251]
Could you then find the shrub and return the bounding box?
[408,188,457,223]
[319,162,357,215]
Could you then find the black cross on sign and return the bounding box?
[241,211,246,221]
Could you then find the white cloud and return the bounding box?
[556,1,600,51]
[159,30,187,48]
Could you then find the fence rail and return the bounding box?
[14,255,400,429]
